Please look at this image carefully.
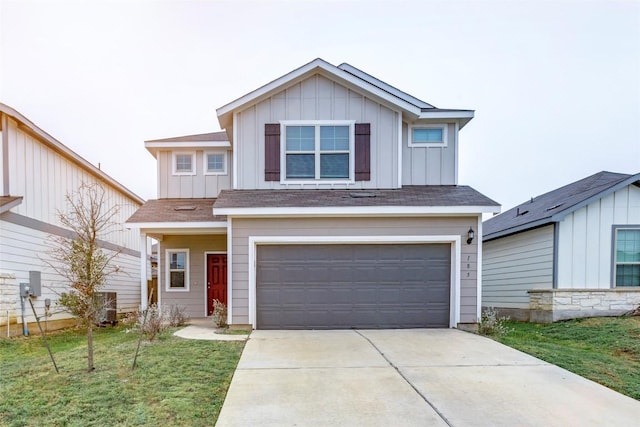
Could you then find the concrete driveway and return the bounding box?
[215,329,640,426]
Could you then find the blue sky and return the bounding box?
[1,0,638,211]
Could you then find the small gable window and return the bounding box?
[409,124,448,147]
[205,152,227,175]
[614,228,640,287]
[173,152,196,175]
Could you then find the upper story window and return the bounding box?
[281,121,354,182]
[173,152,196,175]
[409,124,448,147]
[205,151,227,175]
[614,227,640,287]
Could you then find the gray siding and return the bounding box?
[402,122,457,185]
[482,225,554,309]
[158,149,232,198]
[231,216,478,325]
[159,234,227,318]
[235,74,401,190]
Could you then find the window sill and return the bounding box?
[165,288,190,292]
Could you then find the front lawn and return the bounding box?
[0,326,244,426]
[495,316,640,400]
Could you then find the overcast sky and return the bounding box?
[1,0,639,212]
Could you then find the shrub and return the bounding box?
[212,300,228,329]
[168,305,189,327]
[123,304,167,341]
[478,307,512,336]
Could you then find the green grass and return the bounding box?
[0,325,245,426]
[495,316,640,400]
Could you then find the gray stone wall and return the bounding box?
[528,289,640,323]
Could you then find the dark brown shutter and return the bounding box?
[355,123,371,181]
[265,124,280,181]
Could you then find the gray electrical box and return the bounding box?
[29,271,41,296]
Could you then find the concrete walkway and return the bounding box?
[173,318,249,341]
[216,329,640,426]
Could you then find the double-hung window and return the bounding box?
[167,249,189,291]
[282,121,354,181]
[614,228,640,287]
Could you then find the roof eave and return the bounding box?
[215,205,500,217]
[483,217,555,241]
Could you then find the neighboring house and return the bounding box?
[0,103,144,335]
[483,171,640,322]
[127,58,500,330]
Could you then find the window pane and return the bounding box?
[413,128,443,143]
[286,154,315,178]
[207,154,225,172]
[616,230,640,263]
[320,126,349,151]
[320,153,349,178]
[170,252,185,269]
[286,126,315,151]
[176,154,192,171]
[170,271,185,288]
[616,265,640,286]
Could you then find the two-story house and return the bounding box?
[126,59,500,329]
[1,103,144,335]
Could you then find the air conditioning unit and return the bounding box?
[95,292,117,325]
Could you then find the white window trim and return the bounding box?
[166,248,190,292]
[279,120,355,184]
[613,226,640,287]
[173,152,196,175]
[204,151,228,175]
[408,124,448,147]
[246,235,461,329]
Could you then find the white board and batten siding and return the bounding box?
[230,216,479,326]
[482,225,554,309]
[1,114,143,323]
[157,149,232,199]
[556,185,640,288]
[233,73,459,190]
[402,122,457,186]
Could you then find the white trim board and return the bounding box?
[245,235,462,329]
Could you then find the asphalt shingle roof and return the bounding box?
[126,198,225,223]
[145,131,229,143]
[483,171,640,240]
[213,186,499,209]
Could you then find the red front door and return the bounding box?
[207,254,227,315]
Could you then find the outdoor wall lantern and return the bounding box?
[467,227,475,244]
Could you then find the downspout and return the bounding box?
[552,222,559,288]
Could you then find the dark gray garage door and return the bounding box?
[256,244,451,329]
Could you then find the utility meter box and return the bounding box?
[29,271,42,296]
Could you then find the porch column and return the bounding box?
[140,233,148,310]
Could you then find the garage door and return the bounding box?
[256,244,451,329]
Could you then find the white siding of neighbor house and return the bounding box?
[557,185,640,289]
[159,234,227,318]
[234,73,401,190]
[1,115,142,326]
[157,149,232,198]
[482,225,554,309]
[402,122,457,185]
[0,221,141,324]
[230,216,479,326]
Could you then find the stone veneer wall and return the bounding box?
[528,288,640,323]
[0,272,18,328]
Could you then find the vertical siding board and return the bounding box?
[585,203,601,287]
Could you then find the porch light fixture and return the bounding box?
[467,227,475,244]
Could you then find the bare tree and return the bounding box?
[46,182,122,372]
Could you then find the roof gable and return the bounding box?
[216,58,474,131]
[483,171,640,240]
